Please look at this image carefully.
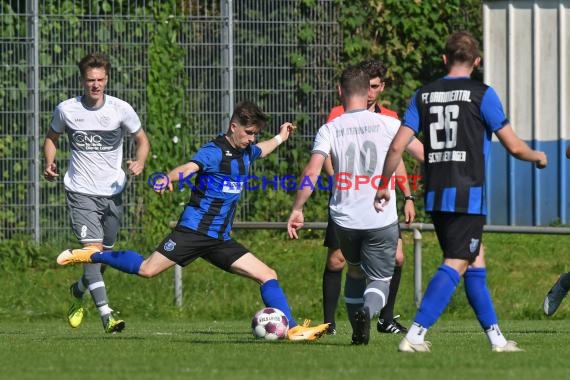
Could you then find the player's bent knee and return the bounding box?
[138,265,160,278]
[326,259,345,271]
[263,268,278,282]
[326,248,345,271]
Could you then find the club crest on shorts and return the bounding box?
[469,238,479,253]
[164,239,176,252]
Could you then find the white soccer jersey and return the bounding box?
[312,109,400,229]
[51,95,142,196]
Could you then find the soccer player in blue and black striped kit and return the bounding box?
[374,31,547,352]
[57,100,330,341]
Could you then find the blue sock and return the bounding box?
[415,264,460,328]
[464,267,498,330]
[91,250,144,275]
[260,279,297,327]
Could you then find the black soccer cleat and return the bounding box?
[351,306,371,345]
[377,315,408,334]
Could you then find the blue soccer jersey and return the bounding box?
[402,77,509,215]
[177,135,262,240]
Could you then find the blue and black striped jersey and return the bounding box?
[403,77,509,215]
[177,134,262,240]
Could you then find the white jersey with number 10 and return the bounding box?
[312,109,400,230]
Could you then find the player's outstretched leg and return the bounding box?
[287,320,330,341]
[260,279,329,341]
[544,273,570,316]
[57,247,99,265]
[57,248,144,274]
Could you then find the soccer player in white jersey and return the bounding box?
[43,52,150,333]
[287,65,423,345]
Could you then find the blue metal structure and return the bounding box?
[484,0,570,225]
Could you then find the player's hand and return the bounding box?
[287,209,304,239]
[43,163,59,181]
[403,198,415,224]
[127,160,145,176]
[154,179,173,195]
[373,189,390,213]
[566,145,570,159]
[278,122,297,143]
[535,151,547,169]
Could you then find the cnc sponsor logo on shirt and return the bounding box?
[72,131,114,151]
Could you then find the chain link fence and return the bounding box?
[0,0,341,243]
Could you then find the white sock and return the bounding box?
[98,304,113,317]
[406,322,428,344]
[485,324,508,347]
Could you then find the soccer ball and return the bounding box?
[251,307,289,340]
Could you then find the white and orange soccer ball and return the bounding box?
[251,307,289,340]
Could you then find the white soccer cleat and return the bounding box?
[398,337,432,352]
[492,340,523,352]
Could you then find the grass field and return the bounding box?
[1,231,570,379]
[1,319,569,380]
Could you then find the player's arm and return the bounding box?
[43,129,60,181]
[395,159,415,224]
[168,162,200,183]
[322,107,338,176]
[127,129,150,176]
[257,122,296,157]
[287,153,326,239]
[153,161,200,194]
[495,124,547,168]
[405,136,424,163]
[323,156,334,176]
[374,126,415,212]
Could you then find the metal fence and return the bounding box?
[0,0,341,242]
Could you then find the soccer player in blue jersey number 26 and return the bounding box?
[374,31,547,352]
[57,100,330,341]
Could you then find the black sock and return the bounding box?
[379,266,402,322]
[322,267,342,326]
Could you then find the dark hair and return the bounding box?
[340,65,369,98]
[229,101,268,131]
[78,53,111,77]
[444,31,481,68]
[359,59,387,81]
